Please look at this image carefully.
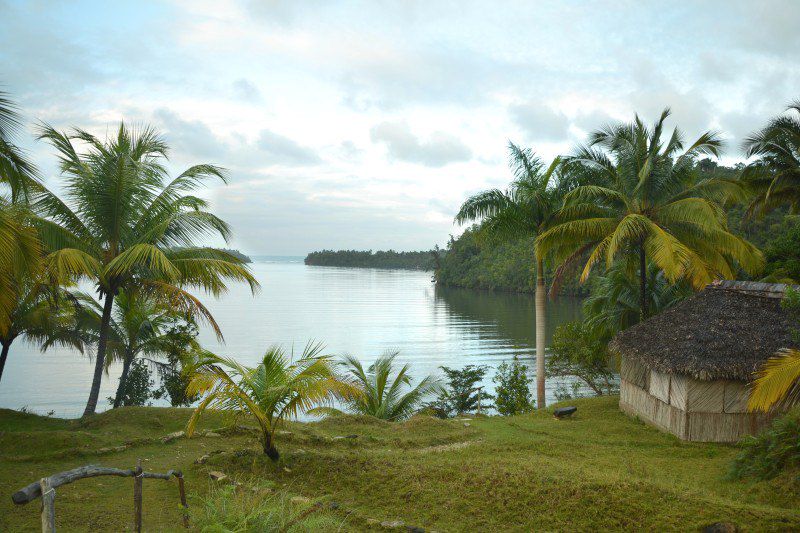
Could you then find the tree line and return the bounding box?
[305,249,438,270]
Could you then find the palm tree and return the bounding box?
[186,343,359,460]
[583,259,692,341]
[742,101,800,216]
[35,123,259,416]
[0,91,43,334]
[748,348,800,413]
[0,90,39,202]
[337,351,441,421]
[455,142,564,408]
[0,276,84,386]
[537,108,763,319]
[75,289,200,408]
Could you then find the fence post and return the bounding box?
[176,471,189,528]
[133,460,143,533]
[40,477,55,533]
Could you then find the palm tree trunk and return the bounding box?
[112,354,133,409]
[0,341,10,386]
[639,242,648,320]
[535,256,546,409]
[83,291,115,417]
[263,431,280,461]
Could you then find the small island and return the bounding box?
[304,249,438,270]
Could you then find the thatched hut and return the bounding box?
[610,280,797,442]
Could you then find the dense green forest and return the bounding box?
[304,249,438,270]
[435,161,795,295]
[219,249,252,263]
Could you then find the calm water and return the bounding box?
[0,259,583,417]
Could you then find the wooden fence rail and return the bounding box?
[11,461,189,532]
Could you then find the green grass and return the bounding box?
[1,397,799,531]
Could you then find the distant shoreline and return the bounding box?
[304,249,438,270]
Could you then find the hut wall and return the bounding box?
[686,379,725,413]
[650,369,670,404]
[669,374,688,411]
[723,381,749,413]
[618,357,769,442]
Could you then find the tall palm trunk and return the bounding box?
[112,353,133,409]
[639,242,648,320]
[83,291,115,416]
[535,256,546,409]
[0,341,10,386]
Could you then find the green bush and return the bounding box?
[493,357,533,415]
[426,365,493,417]
[729,409,800,481]
[548,321,618,397]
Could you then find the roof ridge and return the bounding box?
[708,280,796,298]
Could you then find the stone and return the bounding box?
[381,520,405,529]
[463,422,471,427]
[291,496,311,504]
[208,471,227,482]
[161,431,184,443]
[328,501,340,510]
[553,406,577,419]
[204,431,221,437]
[195,454,211,464]
[283,467,292,473]
[333,434,359,440]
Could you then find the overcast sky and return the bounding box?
[2,1,799,256]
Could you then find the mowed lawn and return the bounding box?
[1,396,798,531]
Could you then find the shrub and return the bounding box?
[729,409,800,481]
[548,321,618,397]
[493,357,533,415]
[108,359,154,406]
[426,365,493,418]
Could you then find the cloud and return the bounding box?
[153,108,227,161]
[256,129,321,166]
[232,78,262,102]
[508,102,569,141]
[370,121,472,167]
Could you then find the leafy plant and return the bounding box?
[337,351,441,421]
[427,365,493,418]
[493,357,533,415]
[186,343,358,460]
[729,409,800,481]
[548,321,618,396]
[108,359,154,407]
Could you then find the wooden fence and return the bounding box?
[11,460,189,532]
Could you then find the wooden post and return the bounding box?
[176,472,189,528]
[133,460,143,533]
[40,477,55,533]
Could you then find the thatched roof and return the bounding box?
[609,281,799,381]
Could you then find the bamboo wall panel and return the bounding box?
[649,369,670,403]
[670,374,688,411]
[687,379,725,413]
[621,357,649,389]
[723,380,749,413]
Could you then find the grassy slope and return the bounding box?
[1,396,798,532]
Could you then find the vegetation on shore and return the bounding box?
[304,249,437,270]
[2,397,799,532]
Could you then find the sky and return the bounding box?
[1,0,799,256]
